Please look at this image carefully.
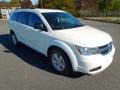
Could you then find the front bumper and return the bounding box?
[75,45,115,75]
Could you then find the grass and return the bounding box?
[82,17,120,24]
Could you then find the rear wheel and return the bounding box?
[11,33,19,46]
[49,48,72,75]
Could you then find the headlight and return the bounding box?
[75,45,99,55]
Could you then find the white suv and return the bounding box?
[9,9,115,75]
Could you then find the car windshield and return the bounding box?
[42,12,84,30]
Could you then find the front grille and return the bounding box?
[98,42,112,55]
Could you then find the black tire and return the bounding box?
[49,48,72,75]
[11,33,19,46]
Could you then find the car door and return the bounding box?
[17,12,30,44]
[25,13,49,54]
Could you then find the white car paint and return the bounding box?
[9,9,115,75]
[54,25,112,47]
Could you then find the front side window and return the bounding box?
[42,12,84,30]
[29,13,43,27]
[18,12,29,25]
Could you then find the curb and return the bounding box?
[0,19,8,21]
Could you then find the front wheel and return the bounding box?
[49,49,72,75]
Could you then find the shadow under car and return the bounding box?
[0,34,85,78]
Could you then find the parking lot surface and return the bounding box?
[0,20,120,90]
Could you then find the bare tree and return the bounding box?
[38,0,44,8]
[21,0,33,8]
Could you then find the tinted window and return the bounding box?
[42,12,84,30]
[18,12,29,25]
[29,13,43,27]
[10,12,18,21]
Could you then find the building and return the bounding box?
[0,1,21,19]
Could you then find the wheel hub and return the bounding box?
[52,53,65,71]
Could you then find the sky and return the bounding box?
[0,0,39,5]
[31,0,38,5]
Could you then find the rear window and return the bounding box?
[18,12,30,25]
[10,12,18,21]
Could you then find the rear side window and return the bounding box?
[18,12,30,25]
[29,13,43,27]
[10,12,18,21]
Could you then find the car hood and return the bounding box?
[54,25,112,47]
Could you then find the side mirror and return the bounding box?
[33,23,47,31]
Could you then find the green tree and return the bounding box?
[97,0,116,11]
[38,0,77,15]
[111,0,120,10]
[10,0,21,5]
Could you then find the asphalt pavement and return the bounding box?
[0,19,120,90]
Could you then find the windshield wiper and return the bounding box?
[51,25,65,30]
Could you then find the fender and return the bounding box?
[48,40,78,71]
